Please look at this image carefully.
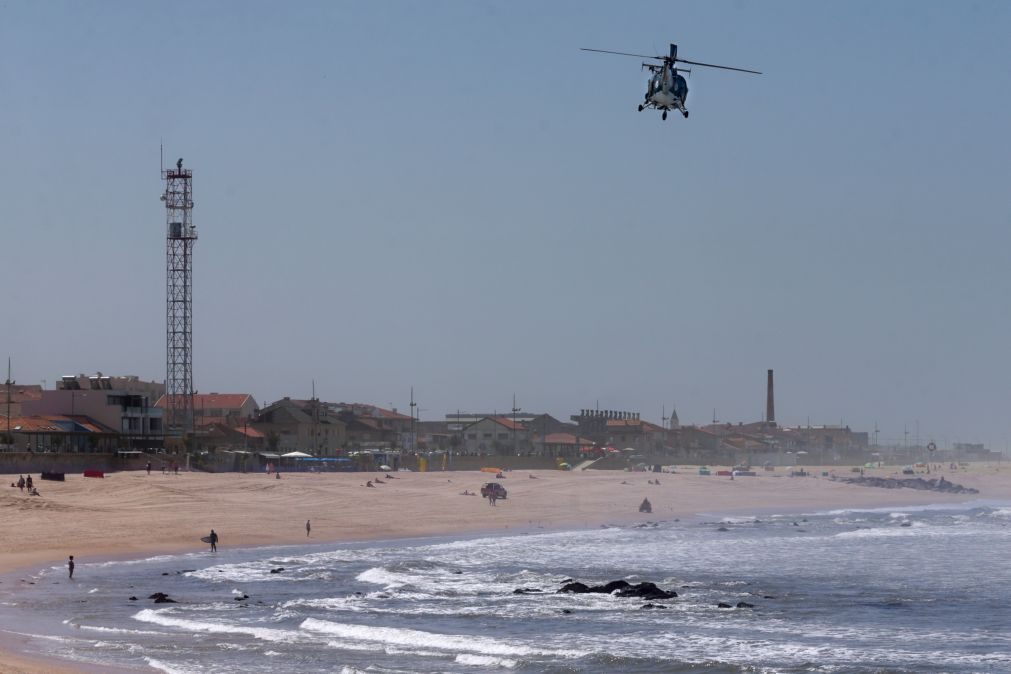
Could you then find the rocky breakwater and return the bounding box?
[841,475,978,494]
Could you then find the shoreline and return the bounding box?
[1,465,1008,673]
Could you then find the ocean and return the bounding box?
[1,500,1009,673]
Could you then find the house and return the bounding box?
[4,414,119,452]
[24,384,164,450]
[532,432,595,458]
[461,416,531,455]
[253,398,346,456]
[334,403,413,450]
[1,383,43,418]
[155,393,259,427]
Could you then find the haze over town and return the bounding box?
[3,1,1010,449]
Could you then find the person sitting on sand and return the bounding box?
[460,489,473,496]
[28,486,40,496]
[529,474,537,479]
[374,478,385,484]
[639,497,652,513]
[366,480,375,488]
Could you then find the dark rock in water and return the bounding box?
[558,582,590,594]
[736,602,754,609]
[161,572,169,576]
[841,476,978,494]
[763,595,776,599]
[717,602,732,609]
[717,526,729,532]
[128,596,138,601]
[599,580,631,594]
[560,579,676,600]
[614,582,677,600]
[900,521,912,527]
[153,596,177,603]
[561,609,573,614]
[148,592,169,600]
[640,603,668,609]
[513,588,543,594]
[269,567,284,574]
[452,570,463,574]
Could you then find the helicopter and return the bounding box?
[581,43,761,120]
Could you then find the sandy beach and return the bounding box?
[1,464,1009,673]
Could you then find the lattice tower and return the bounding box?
[162,158,197,437]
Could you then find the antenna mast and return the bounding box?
[162,157,197,441]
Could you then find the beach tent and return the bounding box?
[281,451,312,458]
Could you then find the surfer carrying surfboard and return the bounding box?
[208,529,218,552]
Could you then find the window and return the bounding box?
[483,432,492,439]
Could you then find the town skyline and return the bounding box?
[3,1,1010,449]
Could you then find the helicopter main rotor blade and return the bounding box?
[676,58,761,75]
[581,48,663,60]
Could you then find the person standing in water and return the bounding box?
[306,519,311,537]
[68,555,75,579]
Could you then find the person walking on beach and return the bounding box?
[25,475,33,490]
[306,519,311,537]
[17,475,24,492]
[209,529,218,552]
[146,461,152,475]
[68,555,75,579]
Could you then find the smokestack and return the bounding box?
[766,369,776,426]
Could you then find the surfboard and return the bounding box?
[200,536,213,543]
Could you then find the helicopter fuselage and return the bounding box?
[641,67,689,119]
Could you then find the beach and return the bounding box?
[1,464,1009,673]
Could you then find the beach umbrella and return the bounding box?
[379,464,392,471]
[281,451,312,458]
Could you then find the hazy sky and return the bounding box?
[2,1,1010,448]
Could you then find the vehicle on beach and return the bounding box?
[480,482,507,500]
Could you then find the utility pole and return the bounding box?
[4,358,13,450]
[409,386,417,454]
[662,404,668,451]
[512,394,520,455]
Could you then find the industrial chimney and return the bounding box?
[766,369,776,426]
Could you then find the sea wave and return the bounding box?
[300,617,587,658]
[132,608,303,643]
[455,653,518,668]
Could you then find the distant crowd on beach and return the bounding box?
[9,474,40,496]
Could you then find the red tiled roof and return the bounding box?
[2,415,114,433]
[486,416,527,431]
[155,393,254,410]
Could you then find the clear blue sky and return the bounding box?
[2,1,1009,448]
